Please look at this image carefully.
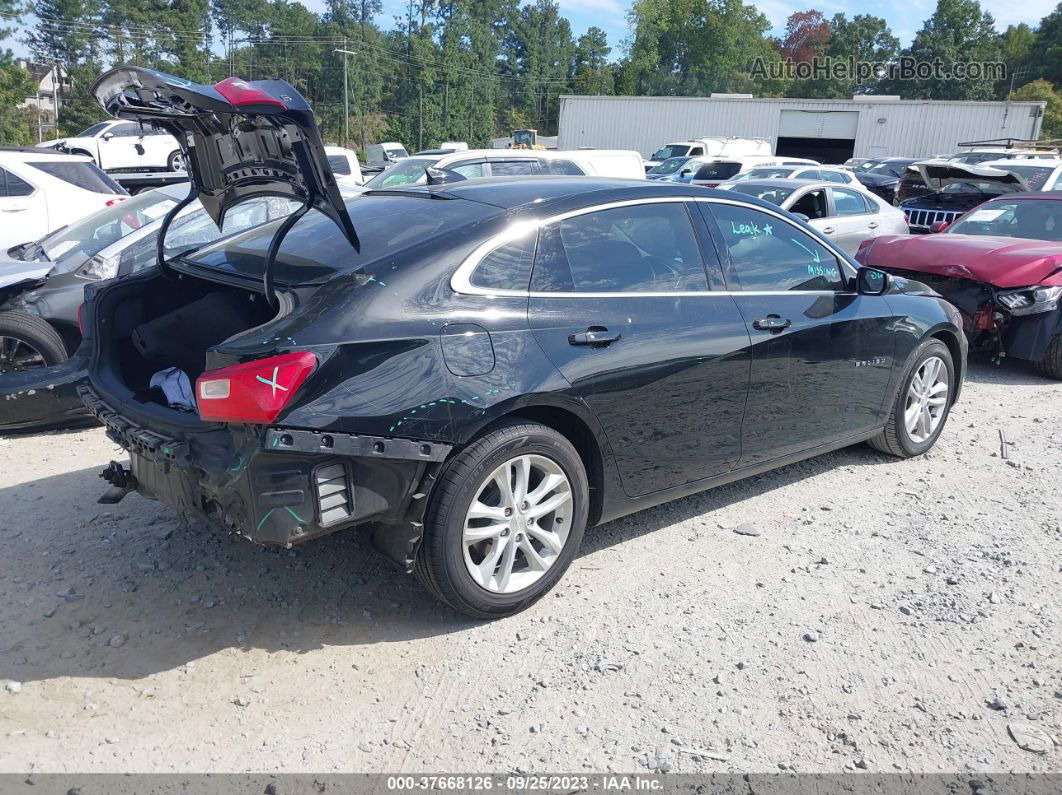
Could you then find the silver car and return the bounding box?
[719,178,909,254]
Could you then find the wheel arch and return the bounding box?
[928,327,965,404]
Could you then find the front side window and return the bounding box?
[531,202,708,293]
[833,188,869,216]
[450,161,486,178]
[790,189,829,219]
[820,170,850,183]
[710,203,845,292]
[109,122,142,137]
[793,168,822,180]
[327,154,351,176]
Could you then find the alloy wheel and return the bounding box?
[904,355,949,443]
[0,336,46,373]
[462,453,574,594]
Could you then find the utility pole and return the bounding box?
[336,45,354,148]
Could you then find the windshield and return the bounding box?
[647,157,692,176]
[385,146,409,160]
[866,161,907,178]
[364,157,437,189]
[40,190,177,264]
[694,161,741,181]
[730,184,796,205]
[731,168,795,182]
[950,152,1006,165]
[76,122,111,137]
[651,145,690,161]
[948,200,1062,241]
[998,165,1056,191]
[939,181,1017,195]
[854,160,880,172]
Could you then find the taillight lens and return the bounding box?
[214,77,287,109]
[196,352,317,423]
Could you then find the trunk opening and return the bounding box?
[91,272,279,421]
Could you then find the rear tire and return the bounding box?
[868,339,954,458]
[0,311,68,374]
[167,150,184,171]
[1034,334,1062,380]
[415,420,588,619]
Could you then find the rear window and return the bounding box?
[695,162,741,181]
[1001,165,1055,190]
[186,195,502,283]
[327,154,351,176]
[28,161,124,194]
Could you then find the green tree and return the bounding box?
[1034,3,1062,85]
[0,59,35,146]
[572,25,612,95]
[1012,79,1062,139]
[885,0,1003,100]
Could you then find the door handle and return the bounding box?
[752,316,791,332]
[568,327,621,347]
[868,222,879,229]
[822,226,835,234]
[1,204,27,212]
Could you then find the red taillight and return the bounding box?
[196,352,317,424]
[214,77,287,109]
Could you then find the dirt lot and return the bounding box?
[0,359,1059,774]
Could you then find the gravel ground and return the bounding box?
[0,358,1059,774]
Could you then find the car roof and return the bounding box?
[725,178,832,189]
[367,176,731,211]
[0,147,93,162]
[980,191,1062,202]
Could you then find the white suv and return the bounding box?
[0,148,127,251]
[38,119,184,172]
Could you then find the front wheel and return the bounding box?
[1034,334,1062,380]
[868,339,954,458]
[415,420,589,619]
[167,150,185,171]
[0,311,68,374]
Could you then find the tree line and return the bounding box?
[0,0,1060,150]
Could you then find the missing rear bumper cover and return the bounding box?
[264,427,451,462]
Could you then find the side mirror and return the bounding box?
[857,266,889,296]
[101,132,114,140]
[680,168,692,176]
[929,221,949,233]
[792,212,811,223]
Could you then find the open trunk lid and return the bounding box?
[91,67,358,252]
[915,160,1028,192]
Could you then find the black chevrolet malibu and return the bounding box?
[77,68,967,618]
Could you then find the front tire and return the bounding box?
[868,339,954,458]
[415,420,589,619]
[1034,334,1062,380]
[167,150,185,171]
[0,311,68,374]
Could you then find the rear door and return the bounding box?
[829,187,879,254]
[0,166,47,248]
[526,198,751,497]
[789,186,835,244]
[699,199,897,466]
[99,122,145,169]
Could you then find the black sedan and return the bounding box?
[77,67,967,618]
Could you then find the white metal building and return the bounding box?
[557,95,1047,162]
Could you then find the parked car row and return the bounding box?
[1,67,980,620]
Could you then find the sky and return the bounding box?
[4,0,1059,62]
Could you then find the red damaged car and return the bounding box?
[855,193,1062,378]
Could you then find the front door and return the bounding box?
[700,200,898,467]
[828,186,879,255]
[527,199,751,497]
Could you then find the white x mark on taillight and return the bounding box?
[255,366,290,397]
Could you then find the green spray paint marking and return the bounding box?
[256,508,276,531]
[229,456,245,473]
[284,506,305,523]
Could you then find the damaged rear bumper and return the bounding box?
[79,384,450,568]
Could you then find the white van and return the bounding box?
[645,137,772,170]
[362,149,645,190]
[365,142,409,169]
[676,155,818,187]
[323,146,364,186]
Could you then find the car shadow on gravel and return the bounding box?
[0,465,477,685]
[964,357,1057,386]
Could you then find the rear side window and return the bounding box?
[820,170,850,184]
[531,203,708,293]
[0,167,35,197]
[695,162,740,181]
[28,161,123,194]
[491,160,536,176]
[327,154,351,176]
[470,233,536,291]
[540,159,584,176]
[794,168,822,180]
[833,188,869,216]
[709,203,844,292]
